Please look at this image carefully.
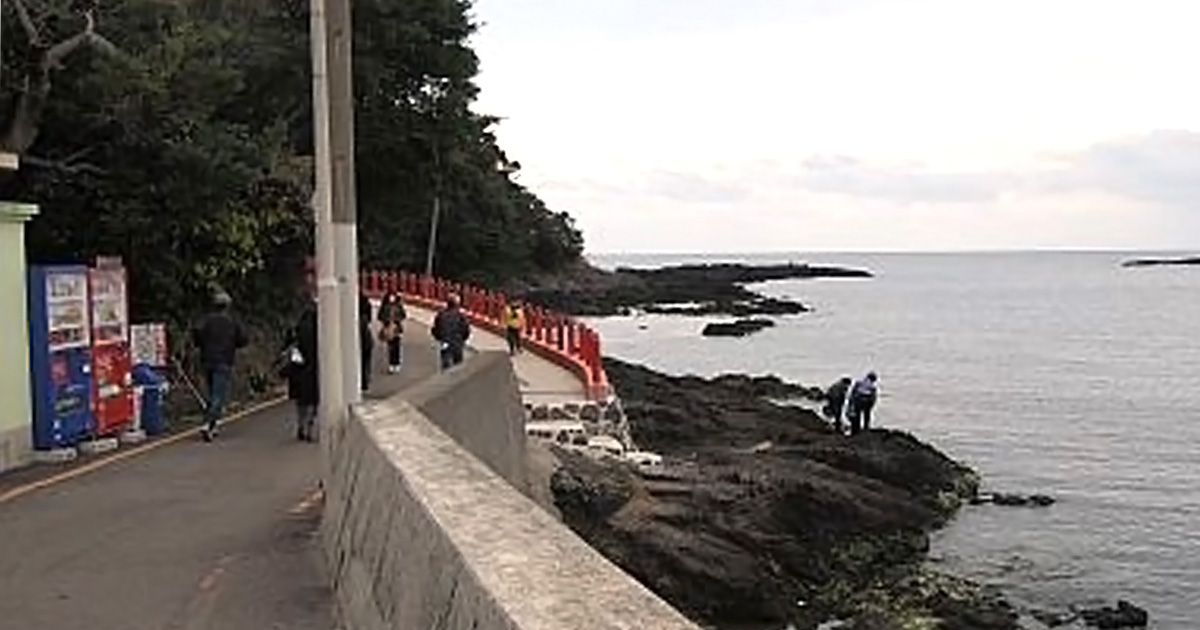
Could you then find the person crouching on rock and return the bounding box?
[846,372,879,435]
[823,376,852,434]
[432,293,471,370]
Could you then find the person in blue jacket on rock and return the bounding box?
[846,372,880,435]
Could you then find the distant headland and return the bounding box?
[1121,256,1200,268]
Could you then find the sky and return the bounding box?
[469,0,1200,253]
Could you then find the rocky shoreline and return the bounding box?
[547,359,1150,630]
[550,358,1018,630]
[520,261,871,317]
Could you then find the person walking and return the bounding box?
[282,296,319,442]
[504,299,526,355]
[191,291,248,442]
[359,290,374,391]
[432,293,471,370]
[823,376,852,434]
[377,290,407,373]
[846,372,880,435]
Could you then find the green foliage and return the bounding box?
[0,0,584,341]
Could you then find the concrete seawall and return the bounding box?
[322,350,700,630]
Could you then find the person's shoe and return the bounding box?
[201,427,213,442]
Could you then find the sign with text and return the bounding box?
[130,323,169,367]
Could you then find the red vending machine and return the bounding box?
[89,258,135,436]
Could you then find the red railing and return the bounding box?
[362,270,610,401]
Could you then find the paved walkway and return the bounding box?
[0,312,589,629]
[401,302,587,405]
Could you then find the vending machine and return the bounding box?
[27,265,95,450]
[88,260,135,436]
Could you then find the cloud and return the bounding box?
[1037,130,1200,206]
[642,170,752,204]
[795,155,1011,204]
[745,130,1200,208]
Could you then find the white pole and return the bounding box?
[310,0,344,440]
[326,0,361,405]
[337,230,360,403]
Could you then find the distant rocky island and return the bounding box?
[520,261,873,318]
[1121,255,1200,267]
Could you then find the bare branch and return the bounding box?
[42,11,96,71]
[21,153,107,175]
[8,0,44,46]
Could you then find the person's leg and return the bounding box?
[450,343,465,366]
[832,398,845,434]
[388,337,402,371]
[439,346,453,371]
[297,403,317,441]
[862,401,874,431]
[360,338,372,392]
[204,365,232,438]
[847,400,861,435]
[506,327,519,354]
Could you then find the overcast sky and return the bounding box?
[470,0,1200,253]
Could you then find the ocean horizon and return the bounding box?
[584,250,1197,628]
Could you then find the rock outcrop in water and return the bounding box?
[702,318,775,337]
[1121,256,1200,267]
[550,358,1018,630]
[520,261,872,317]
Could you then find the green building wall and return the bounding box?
[0,202,38,472]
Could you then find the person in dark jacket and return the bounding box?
[823,376,852,434]
[283,298,320,442]
[431,293,470,370]
[191,291,248,441]
[359,291,374,392]
[377,290,407,373]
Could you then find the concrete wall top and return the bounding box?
[402,351,529,492]
[325,393,701,630]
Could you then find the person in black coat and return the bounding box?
[282,299,319,442]
[359,291,374,392]
[431,294,471,370]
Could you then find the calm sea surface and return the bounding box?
[586,251,1198,628]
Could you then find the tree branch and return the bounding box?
[21,152,107,175]
[1,9,122,154]
[8,0,44,46]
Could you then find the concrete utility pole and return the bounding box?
[325,0,361,407]
[309,0,349,442]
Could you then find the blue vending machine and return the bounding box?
[27,265,96,450]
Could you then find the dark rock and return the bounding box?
[549,358,998,630]
[579,404,601,422]
[710,373,826,402]
[702,319,775,337]
[521,262,871,317]
[530,405,550,421]
[549,406,572,420]
[1079,600,1149,629]
[1121,256,1200,268]
[647,297,809,317]
[976,492,1056,507]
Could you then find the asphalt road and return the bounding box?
[0,330,438,630]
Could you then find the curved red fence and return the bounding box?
[362,270,610,401]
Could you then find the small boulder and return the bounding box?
[1080,600,1149,629]
[702,318,775,337]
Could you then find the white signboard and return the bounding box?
[130,323,169,367]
